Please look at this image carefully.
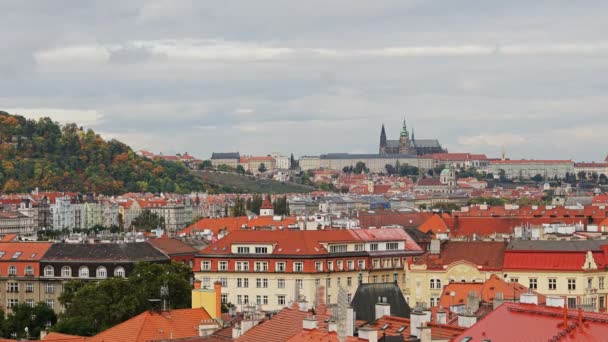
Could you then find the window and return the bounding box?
[529,278,537,290]
[355,244,365,251]
[203,277,211,288]
[243,295,249,304]
[600,277,605,290]
[276,262,286,272]
[278,295,286,305]
[220,278,228,287]
[568,278,576,291]
[386,242,399,250]
[430,297,439,307]
[236,262,249,271]
[237,278,249,288]
[114,267,125,277]
[255,262,268,272]
[96,266,107,279]
[7,299,18,308]
[201,261,211,271]
[44,266,54,277]
[381,275,386,283]
[329,245,347,253]
[347,277,352,287]
[25,283,34,293]
[373,275,378,283]
[221,294,228,304]
[337,261,343,271]
[348,293,352,302]
[315,262,323,272]
[219,261,228,271]
[61,266,72,278]
[237,295,242,304]
[393,258,400,267]
[24,266,34,276]
[26,299,34,307]
[237,247,250,254]
[7,282,18,293]
[370,243,378,251]
[277,279,285,288]
[358,260,365,270]
[45,283,54,294]
[373,259,380,269]
[79,266,89,278]
[546,277,556,290]
[8,266,16,276]
[510,278,519,283]
[255,247,268,254]
[294,262,304,272]
[315,279,320,287]
[326,278,331,288]
[263,295,268,305]
[296,279,303,289]
[347,260,354,270]
[567,297,577,309]
[256,295,262,304]
[328,261,334,271]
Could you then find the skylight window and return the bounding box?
[30,253,36,258]
[11,251,22,259]
[0,252,5,258]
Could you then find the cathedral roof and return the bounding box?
[412,139,442,148]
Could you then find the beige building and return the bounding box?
[299,153,434,173]
[486,159,574,180]
[210,152,240,168]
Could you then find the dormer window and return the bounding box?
[237,247,250,254]
[255,247,268,254]
[11,252,22,259]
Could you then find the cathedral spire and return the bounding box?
[411,126,415,142]
[400,117,409,137]
[379,124,387,154]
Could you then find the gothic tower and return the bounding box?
[379,124,387,154]
[398,119,412,154]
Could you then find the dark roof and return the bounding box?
[403,228,432,245]
[148,238,199,255]
[42,242,170,262]
[319,153,418,160]
[413,139,442,148]
[385,140,400,148]
[211,152,240,159]
[507,240,608,252]
[351,282,411,323]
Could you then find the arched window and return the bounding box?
[8,265,17,276]
[96,266,107,279]
[114,266,125,278]
[78,266,89,278]
[44,265,54,277]
[436,279,442,289]
[24,266,34,276]
[429,279,436,289]
[61,266,72,278]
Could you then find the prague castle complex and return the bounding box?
[379,120,446,156]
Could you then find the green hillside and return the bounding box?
[0,111,205,194]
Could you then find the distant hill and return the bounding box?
[0,111,205,194]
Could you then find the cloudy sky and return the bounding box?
[2,0,607,161]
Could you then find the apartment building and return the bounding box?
[195,228,423,312]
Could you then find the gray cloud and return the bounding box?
[2,0,608,161]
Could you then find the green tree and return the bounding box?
[236,165,246,174]
[231,196,247,216]
[131,210,164,231]
[385,164,396,175]
[199,160,213,170]
[353,162,368,174]
[531,174,544,182]
[3,302,57,339]
[258,163,267,173]
[54,262,191,337]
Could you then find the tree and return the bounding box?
[353,162,368,174]
[273,195,289,215]
[198,160,212,170]
[577,171,587,180]
[600,174,608,185]
[236,165,246,174]
[231,196,247,216]
[258,163,267,173]
[531,174,544,182]
[131,210,164,231]
[3,302,57,339]
[289,154,296,170]
[385,164,396,175]
[250,194,263,215]
[54,262,191,336]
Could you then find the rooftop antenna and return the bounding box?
[160,279,169,311]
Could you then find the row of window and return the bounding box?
[43,266,125,278]
[1,265,35,276]
[511,276,605,291]
[0,282,57,294]
[229,293,354,306]
[6,298,55,309]
[201,259,383,272]
[202,276,357,289]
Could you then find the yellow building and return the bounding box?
[192,281,222,319]
[406,241,507,307]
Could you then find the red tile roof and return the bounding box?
[358,211,433,229]
[365,315,465,340]
[416,178,443,186]
[414,241,507,270]
[430,153,488,161]
[453,302,608,342]
[503,250,608,271]
[418,214,449,237]
[43,332,86,341]
[287,330,363,342]
[261,197,273,210]
[88,308,214,342]
[148,237,199,255]
[575,162,608,168]
[0,242,52,260]
[593,194,608,204]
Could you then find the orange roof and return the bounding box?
[248,216,297,228]
[88,308,214,342]
[0,242,52,261]
[181,217,249,235]
[0,234,18,242]
[287,329,363,342]
[260,197,273,210]
[43,332,86,341]
[418,214,449,236]
[366,315,465,340]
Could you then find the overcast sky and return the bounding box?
[2,1,607,161]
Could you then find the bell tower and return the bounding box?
[398,119,412,154]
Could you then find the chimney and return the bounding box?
[198,319,217,337]
[214,281,222,319]
[467,291,480,313]
[410,309,431,338]
[546,296,565,308]
[430,239,441,254]
[297,299,309,312]
[519,292,538,305]
[346,306,355,336]
[419,324,432,342]
[457,309,477,328]
[328,319,337,332]
[436,309,447,324]
[303,316,317,330]
[493,292,504,310]
[358,326,378,342]
[375,299,391,320]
